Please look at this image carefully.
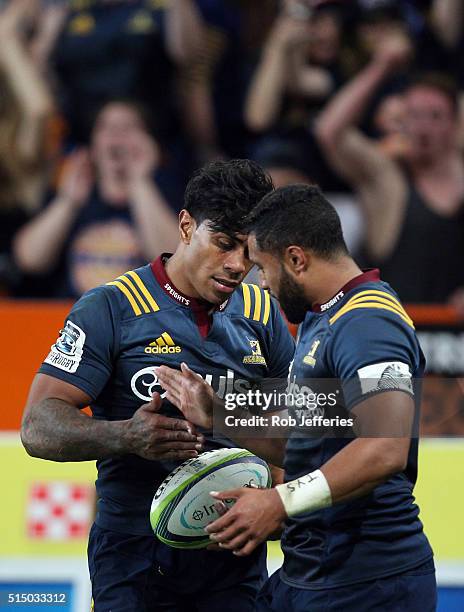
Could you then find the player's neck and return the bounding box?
[310,257,362,308]
[164,250,202,300]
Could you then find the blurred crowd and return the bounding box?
[1,0,464,306]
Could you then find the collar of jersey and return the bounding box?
[312,268,381,313]
[151,254,228,313]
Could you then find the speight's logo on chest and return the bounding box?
[243,337,266,366]
[145,332,182,354]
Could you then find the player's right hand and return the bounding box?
[125,393,204,461]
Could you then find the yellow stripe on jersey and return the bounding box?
[252,284,262,321]
[107,281,142,316]
[161,332,175,346]
[126,270,160,312]
[241,283,271,325]
[117,275,150,314]
[341,289,413,327]
[263,290,271,325]
[329,302,414,328]
[242,283,252,318]
[348,289,406,312]
[348,295,414,327]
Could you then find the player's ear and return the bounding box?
[285,246,308,274]
[179,210,196,245]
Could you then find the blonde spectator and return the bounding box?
[0,0,54,212]
[0,0,56,295]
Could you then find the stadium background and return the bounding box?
[1,0,464,610]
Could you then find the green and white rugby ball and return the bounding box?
[150,448,271,549]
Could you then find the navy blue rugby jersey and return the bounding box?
[281,269,433,589]
[39,257,295,535]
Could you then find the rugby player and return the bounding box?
[20,160,295,612]
[157,184,436,611]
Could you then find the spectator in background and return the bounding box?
[178,0,277,164]
[316,26,464,305]
[254,142,365,257]
[13,100,180,298]
[371,91,413,160]
[357,0,449,74]
[0,0,55,295]
[51,0,203,145]
[430,0,463,51]
[430,0,464,147]
[245,0,345,133]
[244,0,350,189]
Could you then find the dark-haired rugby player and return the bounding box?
[158,184,436,612]
[20,160,295,612]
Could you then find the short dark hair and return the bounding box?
[184,159,274,236]
[405,72,459,116]
[247,184,348,259]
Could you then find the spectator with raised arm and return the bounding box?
[430,0,464,149]
[316,26,464,305]
[0,0,55,295]
[244,0,350,188]
[13,100,180,297]
[51,0,204,144]
[245,0,345,134]
[178,0,277,164]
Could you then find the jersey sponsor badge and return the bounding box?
[44,321,86,373]
[357,361,413,395]
[131,367,167,402]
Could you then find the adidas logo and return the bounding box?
[145,332,182,354]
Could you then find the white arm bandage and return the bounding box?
[276,469,332,517]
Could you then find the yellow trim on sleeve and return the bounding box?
[107,281,142,316]
[117,275,150,314]
[242,283,251,318]
[126,270,160,312]
[329,302,415,328]
[346,289,405,311]
[251,284,262,321]
[347,295,413,326]
[263,290,271,325]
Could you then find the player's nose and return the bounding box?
[223,249,247,275]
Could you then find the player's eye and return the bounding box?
[217,240,234,251]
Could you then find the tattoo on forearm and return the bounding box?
[22,399,126,461]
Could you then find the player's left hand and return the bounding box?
[155,363,215,429]
[205,487,287,556]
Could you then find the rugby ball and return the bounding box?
[150,448,271,549]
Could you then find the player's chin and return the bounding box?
[208,289,231,305]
